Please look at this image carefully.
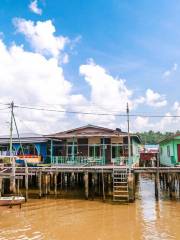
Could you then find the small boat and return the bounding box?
[0,196,25,206]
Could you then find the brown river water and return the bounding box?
[0,176,180,240]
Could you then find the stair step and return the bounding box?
[114,185,128,188]
[113,191,128,193]
[113,195,129,198]
[114,181,128,185]
[113,199,129,202]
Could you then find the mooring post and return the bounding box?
[84,171,89,199]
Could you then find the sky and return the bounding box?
[0,0,180,134]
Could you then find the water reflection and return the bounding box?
[0,176,180,240]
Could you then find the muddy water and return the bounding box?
[0,177,180,240]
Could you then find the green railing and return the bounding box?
[46,155,129,166]
[46,156,105,165]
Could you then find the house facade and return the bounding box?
[159,134,180,166]
[0,133,48,164]
[46,125,141,166]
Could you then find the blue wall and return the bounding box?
[12,142,47,162]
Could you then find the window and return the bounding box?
[67,144,77,156]
[89,145,100,157]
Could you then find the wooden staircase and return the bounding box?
[113,168,129,203]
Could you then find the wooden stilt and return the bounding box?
[17,179,20,195]
[91,173,95,200]
[155,155,160,201]
[179,174,180,198]
[102,170,105,201]
[108,173,112,195]
[155,172,160,201]
[0,177,2,197]
[71,172,75,189]
[25,171,28,201]
[128,173,135,202]
[54,173,57,197]
[39,170,42,198]
[45,174,48,195]
[84,172,89,200]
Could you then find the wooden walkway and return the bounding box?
[1,165,180,176]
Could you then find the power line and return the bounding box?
[14,104,180,118]
[1,102,180,118]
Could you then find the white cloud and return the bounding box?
[163,63,178,78]
[78,59,134,125]
[0,38,83,134]
[29,0,42,15]
[14,18,69,59]
[145,89,167,107]
[79,59,133,111]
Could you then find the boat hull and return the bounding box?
[0,197,25,206]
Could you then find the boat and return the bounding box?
[0,196,25,206]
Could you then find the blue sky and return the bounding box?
[0,0,180,133]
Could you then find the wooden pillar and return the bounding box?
[101,170,105,201]
[155,173,160,200]
[25,170,28,201]
[179,174,180,198]
[17,178,20,195]
[39,170,42,198]
[0,177,2,197]
[91,173,95,200]
[155,154,160,201]
[94,172,98,194]
[108,173,112,195]
[171,174,176,199]
[128,172,135,202]
[45,174,48,195]
[54,173,57,197]
[84,172,89,199]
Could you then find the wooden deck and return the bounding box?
[1,165,180,176]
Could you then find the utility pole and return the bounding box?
[127,103,131,167]
[9,101,16,193]
[9,102,14,158]
[12,106,28,201]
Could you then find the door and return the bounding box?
[177,144,180,162]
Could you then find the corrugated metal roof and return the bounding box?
[0,133,48,144]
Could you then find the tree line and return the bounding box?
[136,130,180,144]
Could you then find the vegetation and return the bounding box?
[136,131,180,145]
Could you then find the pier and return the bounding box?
[1,165,180,202]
